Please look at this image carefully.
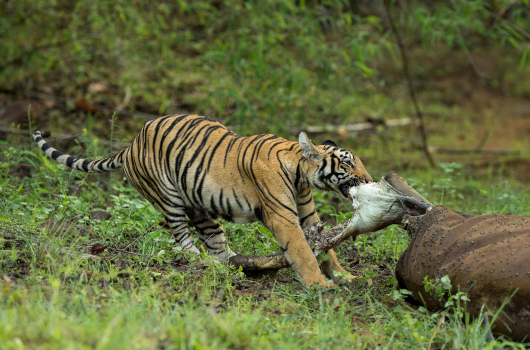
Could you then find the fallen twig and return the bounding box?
[2,86,422,140]
[107,247,153,258]
[303,117,419,134]
[115,86,132,113]
[428,147,530,155]
[2,114,419,146]
[427,313,445,350]
[487,10,530,41]
[107,246,291,272]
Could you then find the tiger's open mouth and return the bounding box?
[340,178,363,200]
[340,184,351,199]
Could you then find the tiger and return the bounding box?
[33,114,373,287]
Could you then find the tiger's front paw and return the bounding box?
[339,274,360,285]
[333,271,359,285]
[309,280,337,288]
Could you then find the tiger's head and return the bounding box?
[299,132,373,199]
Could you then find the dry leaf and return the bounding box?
[88,82,111,94]
[173,258,188,266]
[90,243,108,255]
[75,99,100,114]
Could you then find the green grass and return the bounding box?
[1,0,388,135]
[1,137,529,349]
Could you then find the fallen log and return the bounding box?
[228,253,289,272]
[428,146,530,155]
[0,125,132,149]
[303,117,419,134]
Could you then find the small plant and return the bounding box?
[392,288,413,302]
[433,162,464,205]
[424,275,470,318]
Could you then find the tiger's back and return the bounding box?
[125,114,295,225]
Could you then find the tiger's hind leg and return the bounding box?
[193,218,236,263]
[165,216,200,254]
[156,198,200,254]
[122,162,200,254]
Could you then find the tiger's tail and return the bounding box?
[32,130,127,173]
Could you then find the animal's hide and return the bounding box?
[396,205,530,342]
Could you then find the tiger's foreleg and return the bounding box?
[320,249,358,284]
[194,218,236,263]
[296,189,357,284]
[263,208,332,287]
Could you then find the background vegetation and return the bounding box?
[1,0,530,348]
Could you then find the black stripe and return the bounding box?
[300,210,317,225]
[298,196,313,206]
[294,159,303,189]
[232,189,244,209]
[50,150,62,159]
[81,159,91,171]
[254,207,263,222]
[66,157,77,167]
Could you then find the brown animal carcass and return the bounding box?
[396,206,530,342]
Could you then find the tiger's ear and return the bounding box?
[321,140,337,147]
[299,132,322,162]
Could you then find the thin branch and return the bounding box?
[0,87,418,138]
[428,147,529,155]
[115,86,132,112]
[427,313,445,350]
[487,10,530,41]
[462,46,490,79]
[107,246,154,258]
[303,117,419,134]
[475,130,490,151]
[384,0,435,167]
[455,26,490,80]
